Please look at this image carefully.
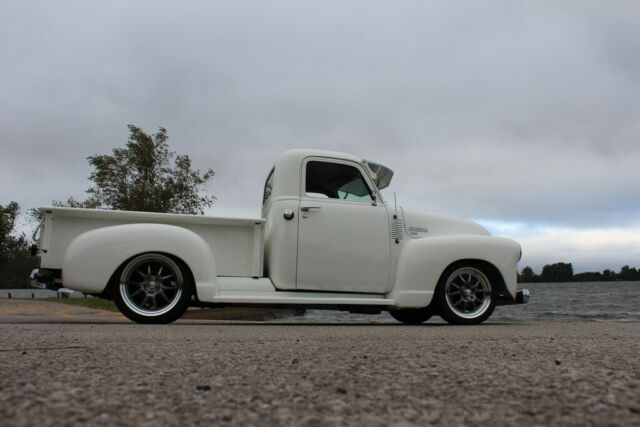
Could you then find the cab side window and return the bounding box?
[305,161,373,202]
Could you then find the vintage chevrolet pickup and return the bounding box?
[31,149,529,324]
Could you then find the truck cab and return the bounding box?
[262,150,393,293]
[31,149,529,324]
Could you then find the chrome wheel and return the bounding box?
[119,254,184,317]
[444,267,492,319]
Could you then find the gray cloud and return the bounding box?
[1,1,639,269]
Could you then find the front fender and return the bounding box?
[62,223,218,301]
[388,235,521,308]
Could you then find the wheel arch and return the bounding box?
[62,223,219,301]
[388,235,520,309]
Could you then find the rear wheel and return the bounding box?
[389,307,433,324]
[435,264,496,325]
[114,253,192,324]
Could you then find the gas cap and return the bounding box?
[283,209,294,220]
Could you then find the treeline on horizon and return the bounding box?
[518,263,640,283]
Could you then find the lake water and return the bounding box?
[3,281,639,323]
[282,281,640,324]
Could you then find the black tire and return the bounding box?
[435,263,496,325]
[389,307,433,324]
[113,253,192,324]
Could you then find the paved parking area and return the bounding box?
[0,299,299,323]
[0,299,126,324]
[1,302,639,426]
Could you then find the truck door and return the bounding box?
[296,158,390,293]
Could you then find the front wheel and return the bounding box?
[435,264,496,325]
[114,253,192,324]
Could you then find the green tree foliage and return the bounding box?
[30,125,215,221]
[601,269,616,281]
[619,265,639,281]
[540,262,574,282]
[519,266,536,283]
[0,202,39,288]
[0,202,20,261]
[84,125,215,214]
[573,271,603,282]
[518,263,640,283]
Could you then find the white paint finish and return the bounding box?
[401,208,490,238]
[42,206,263,226]
[40,207,263,277]
[295,156,390,293]
[216,291,392,306]
[263,150,390,292]
[38,212,54,268]
[217,276,276,292]
[388,235,521,308]
[37,150,523,315]
[263,198,301,290]
[251,222,265,277]
[296,197,391,292]
[216,277,393,306]
[268,149,364,203]
[62,223,219,300]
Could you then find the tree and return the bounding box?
[0,202,20,261]
[539,262,574,282]
[618,265,640,281]
[518,266,536,283]
[573,271,603,282]
[82,125,214,214]
[34,125,214,216]
[1,202,39,288]
[601,269,616,281]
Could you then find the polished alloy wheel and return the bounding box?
[444,267,492,319]
[119,254,183,317]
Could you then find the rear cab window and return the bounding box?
[263,167,275,205]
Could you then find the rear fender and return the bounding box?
[62,223,218,301]
[388,235,520,308]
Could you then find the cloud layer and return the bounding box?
[1,1,638,271]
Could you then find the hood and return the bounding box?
[401,208,490,238]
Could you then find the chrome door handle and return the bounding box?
[300,206,322,212]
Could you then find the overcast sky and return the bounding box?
[1,1,639,273]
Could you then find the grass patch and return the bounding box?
[43,297,119,312]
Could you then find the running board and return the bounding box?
[213,277,395,306]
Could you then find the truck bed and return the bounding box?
[38,207,265,277]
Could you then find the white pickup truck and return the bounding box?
[31,149,529,324]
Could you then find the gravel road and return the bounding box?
[1,316,639,425]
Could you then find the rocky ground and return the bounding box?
[1,317,639,426]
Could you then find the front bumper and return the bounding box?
[497,288,530,306]
[516,288,530,304]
